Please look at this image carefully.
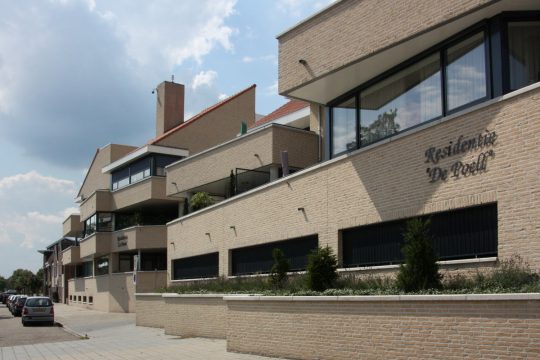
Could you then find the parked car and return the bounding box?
[1,290,17,304]
[7,295,19,313]
[12,296,27,317]
[21,297,54,326]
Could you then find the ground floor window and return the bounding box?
[140,251,166,271]
[231,235,318,276]
[342,203,497,267]
[76,261,93,278]
[95,256,109,276]
[172,252,219,280]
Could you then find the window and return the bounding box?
[83,296,87,303]
[118,253,135,272]
[76,261,93,278]
[78,296,82,302]
[110,154,184,190]
[445,32,488,111]
[342,203,497,267]
[331,97,357,155]
[84,214,96,237]
[140,252,166,271]
[172,252,219,280]
[508,21,540,91]
[231,235,318,276]
[89,296,93,304]
[360,53,442,146]
[95,256,109,276]
[97,213,113,232]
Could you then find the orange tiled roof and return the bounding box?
[251,99,309,128]
[149,84,256,145]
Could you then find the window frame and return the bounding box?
[329,20,492,157]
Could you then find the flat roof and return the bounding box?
[102,145,189,174]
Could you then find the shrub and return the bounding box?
[306,246,338,291]
[396,218,441,292]
[190,192,214,211]
[269,248,290,290]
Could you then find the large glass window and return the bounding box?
[508,21,540,91]
[141,252,167,271]
[95,256,109,276]
[111,154,184,190]
[97,213,113,232]
[331,97,357,155]
[172,253,219,280]
[84,214,96,237]
[445,32,487,111]
[118,253,135,272]
[360,53,442,146]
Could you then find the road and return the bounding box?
[0,305,78,347]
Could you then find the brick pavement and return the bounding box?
[0,304,281,360]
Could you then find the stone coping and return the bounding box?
[223,293,540,302]
[135,293,163,296]
[161,293,226,298]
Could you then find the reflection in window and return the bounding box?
[95,256,109,276]
[331,97,357,155]
[508,22,540,91]
[446,32,487,110]
[360,53,442,146]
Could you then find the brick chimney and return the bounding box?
[155,81,184,136]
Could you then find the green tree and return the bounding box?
[190,192,215,211]
[269,248,290,290]
[396,218,442,292]
[306,246,338,291]
[9,269,36,294]
[0,275,7,291]
[34,268,44,294]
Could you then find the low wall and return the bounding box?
[225,294,540,360]
[135,293,167,328]
[135,294,227,339]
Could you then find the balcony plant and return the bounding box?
[190,192,215,211]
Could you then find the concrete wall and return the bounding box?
[277,0,493,94]
[166,124,319,195]
[167,85,540,279]
[225,294,540,359]
[110,225,167,252]
[68,271,167,313]
[62,214,82,237]
[154,86,256,155]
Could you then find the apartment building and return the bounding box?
[166,0,540,282]
[39,235,77,303]
[62,82,256,312]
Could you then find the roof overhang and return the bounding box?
[282,0,540,105]
[102,145,189,174]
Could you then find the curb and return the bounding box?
[55,320,89,339]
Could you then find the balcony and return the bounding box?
[63,214,82,237]
[166,124,318,197]
[80,190,112,222]
[62,246,81,265]
[111,225,167,252]
[80,232,111,259]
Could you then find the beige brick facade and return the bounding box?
[166,124,319,195]
[68,271,166,313]
[135,294,167,328]
[226,295,540,359]
[168,85,540,279]
[277,0,494,95]
[163,295,227,339]
[154,86,256,155]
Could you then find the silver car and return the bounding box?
[21,297,54,326]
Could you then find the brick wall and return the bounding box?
[135,294,166,328]
[277,0,494,94]
[168,85,540,278]
[226,294,540,359]
[163,295,227,339]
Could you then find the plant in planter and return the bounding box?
[396,217,441,292]
[306,246,338,291]
[269,248,290,290]
[190,192,215,211]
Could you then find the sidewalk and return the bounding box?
[1,304,280,360]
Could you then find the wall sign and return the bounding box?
[425,130,497,183]
[117,235,128,247]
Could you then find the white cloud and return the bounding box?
[0,0,239,168]
[218,93,228,100]
[265,81,279,96]
[0,171,76,195]
[277,0,337,18]
[241,54,276,64]
[191,70,218,90]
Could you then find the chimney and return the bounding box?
[155,81,184,136]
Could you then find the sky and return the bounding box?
[0,0,335,278]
